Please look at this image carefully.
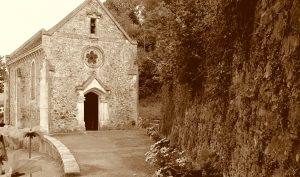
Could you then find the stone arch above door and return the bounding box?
[75,72,110,130]
[76,72,110,94]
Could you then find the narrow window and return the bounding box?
[90,18,96,34]
[31,61,36,99]
[15,69,18,101]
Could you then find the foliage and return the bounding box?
[110,0,300,175]
[23,127,42,138]
[145,137,223,177]
[0,56,6,93]
[138,94,161,128]
[194,150,223,177]
[145,138,193,177]
[104,0,142,38]
[138,51,161,98]
[24,127,43,159]
[157,0,300,176]
[146,125,160,141]
[104,0,162,98]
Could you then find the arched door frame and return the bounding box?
[76,74,110,130]
[84,91,99,130]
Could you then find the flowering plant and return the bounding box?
[145,138,192,177]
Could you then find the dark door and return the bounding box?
[84,92,99,130]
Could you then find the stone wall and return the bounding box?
[43,0,137,132]
[161,0,300,176]
[7,51,44,128]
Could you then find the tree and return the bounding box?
[0,56,6,93]
[104,0,163,98]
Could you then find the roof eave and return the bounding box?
[9,28,45,58]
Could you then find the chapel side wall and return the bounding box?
[42,1,137,132]
[7,67,14,125]
[7,53,44,128]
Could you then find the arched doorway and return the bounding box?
[84,92,99,130]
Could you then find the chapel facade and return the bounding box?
[4,0,138,133]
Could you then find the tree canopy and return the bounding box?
[105,0,162,98]
[0,56,6,93]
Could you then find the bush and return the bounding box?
[146,125,161,141]
[145,138,223,177]
[138,94,161,128]
[145,138,193,177]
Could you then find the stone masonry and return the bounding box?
[5,0,138,133]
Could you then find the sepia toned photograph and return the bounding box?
[0,0,299,176]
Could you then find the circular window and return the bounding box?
[83,46,104,68]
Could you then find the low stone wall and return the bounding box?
[39,135,80,176]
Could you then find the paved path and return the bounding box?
[53,129,155,177]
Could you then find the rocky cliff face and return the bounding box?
[161,0,300,176]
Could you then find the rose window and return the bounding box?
[83,46,104,68]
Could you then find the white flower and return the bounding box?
[176,157,187,167]
[160,147,168,154]
[155,168,162,177]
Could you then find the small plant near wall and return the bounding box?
[24,126,43,177]
[146,125,161,141]
[24,127,42,159]
[145,138,193,177]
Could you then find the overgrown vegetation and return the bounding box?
[104,0,162,98]
[106,0,300,176]
[0,56,6,93]
[138,94,161,128]
[145,138,193,177]
[145,136,223,177]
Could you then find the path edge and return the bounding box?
[39,135,81,176]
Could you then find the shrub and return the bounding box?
[138,94,161,129]
[145,138,193,177]
[146,138,223,177]
[146,125,161,141]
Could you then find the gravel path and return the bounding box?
[54,129,155,177]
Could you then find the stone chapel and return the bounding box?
[4,0,138,133]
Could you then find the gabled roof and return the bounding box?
[9,0,136,59]
[45,0,137,45]
[9,29,45,59]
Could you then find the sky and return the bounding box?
[0,0,106,56]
